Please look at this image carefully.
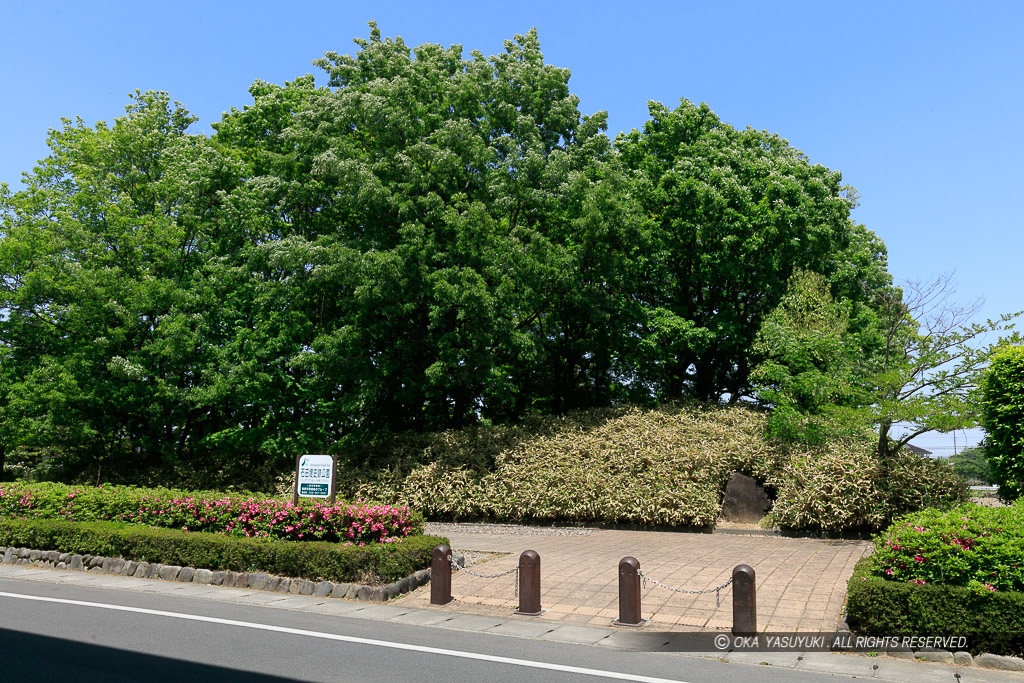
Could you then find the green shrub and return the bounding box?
[336,403,964,531]
[950,446,997,486]
[846,556,1024,656]
[0,518,445,584]
[982,346,1024,502]
[867,503,1024,590]
[0,482,424,543]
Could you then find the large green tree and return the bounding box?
[0,91,245,480]
[211,24,640,443]
[615,100,888,403]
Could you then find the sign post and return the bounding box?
[293,454,337,505]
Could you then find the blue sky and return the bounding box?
[2,1,1020,455]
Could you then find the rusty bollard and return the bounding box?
[613,556,643,627]
[732,564,756,635]
[514,550,542,615]
[430,544,453,605]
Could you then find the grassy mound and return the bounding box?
[334,402,967,531]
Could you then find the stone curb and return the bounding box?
[797,623,1024,671]
[0,544,430,604]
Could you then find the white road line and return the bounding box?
[0,590,688,683]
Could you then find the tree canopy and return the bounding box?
[1,23,1000,485]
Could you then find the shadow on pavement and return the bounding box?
[0,627,302,681]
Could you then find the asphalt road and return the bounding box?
[0,577,874,683]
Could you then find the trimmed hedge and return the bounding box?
[846,558,1024,657]
[0,482,424,543]
[0,518,446,585]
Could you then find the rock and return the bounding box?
[370,587,388,602]
[134,562,152,578]
[344,584,360,600]
[976,653,1024,671]
[101,558,115,573]
[332,583,352,599]
[90,566,104,573]
[275,579,291,593]
[121,561,136,576]
[58,553,70,563]
[266,576,282,592]
[356,585,372,601]
[288,580,301,594]
[210,571,226,586]
[158,565,182,581]
[194,569,214,585]
[45,550,61,563]
[222,571,238,587]
[314,581,333,598]
[19,548,32,559]
[297,580,315,596]
[954,651,974,666]
[248,573,272,591]
[111,559,125,574]
[452,551,465,568]
[397,577,411,594]
[915,649,953,664]
[2,548,16,564]
[177,567,194,583]
[234,572,250,588]
[718,472,771,524]
[414,570,430,586]
[69,555,85,571]
[56,562,67,570]
[88,556,104,568]
[384,584,400,599]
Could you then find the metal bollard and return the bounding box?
[514,550,542,615]
[613,556,643,627]
[430,544,453,605]
[732,564,756,635]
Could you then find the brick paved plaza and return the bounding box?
[395,528,872,632]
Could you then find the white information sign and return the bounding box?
[297,454,334,498]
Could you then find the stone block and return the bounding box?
[976,653,1024,671]
[718,472,771,524]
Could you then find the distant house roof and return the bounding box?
[905,443,933,456]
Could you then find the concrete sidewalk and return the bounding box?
[398,525,871,633]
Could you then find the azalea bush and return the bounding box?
[868,503,1024,592]
[0,482,422,545]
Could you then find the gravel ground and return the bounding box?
[424,522,596,537]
